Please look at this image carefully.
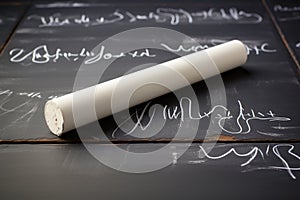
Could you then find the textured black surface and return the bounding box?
[267,0,300,65]
[0,143,300,200]
[0,4,27,53]
[0,1,300,199]
[0,0,300,141]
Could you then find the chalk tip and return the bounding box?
[44,100,64,136]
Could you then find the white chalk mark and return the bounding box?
[0,102,39,132]
[190,144,300,180]
[272,124,300,130]
[198,145,264,167]
[9,45,155,65]
[161,41,276,56]
[27,7,263,28]
[172,152,178,165]
[188,160,205,164]
[257,130,284,137]
[0,99,30,117]
[112,97,291,137]
[270,144,300,180]
[274,5,300,12]
[279,16,300,22]
[266,144,270,156]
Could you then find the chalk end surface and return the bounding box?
[44,101,64,136]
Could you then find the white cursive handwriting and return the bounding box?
[194,144,300,180]
[27,7,263,27]
[112,97,290,137]
[161,40,277,56]
[9,45,155,64]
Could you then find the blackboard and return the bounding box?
[267,0,300,67]
[0,1,300,199]
[0,4,27,53]
[0,143,299,200]
[0,0,300,142]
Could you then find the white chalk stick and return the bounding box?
[44,40,247,136]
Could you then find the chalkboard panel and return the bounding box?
[0,143,299,200]
[0,0,300,142]
[0,4,27,53]
[267,0,300,67]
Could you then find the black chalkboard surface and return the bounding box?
[0,143,299,200]
[0,0,300,142]
[267,0,300,67]
[0,4,27,53]
[0,1,300,199]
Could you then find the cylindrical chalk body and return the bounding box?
[44,40,247,136]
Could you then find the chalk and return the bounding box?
[44,40,247,136]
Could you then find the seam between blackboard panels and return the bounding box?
[1,139,300,144]
[0,2,24,6]
[0,3,31,56]
[261,0,300,72]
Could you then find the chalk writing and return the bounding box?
[8,40,274,64]
[0,94,29,118]
[272,123,300,130]
[0,88,65,133]
[161,40,277,55]
[19,92,42,99]
[172,152,178,165]
[274,5,300,12]
[9,45,155,64]
[27,7,263,27]
[0,89,40,132]
[273,5,300,21]
[192,144,300,180]
[0,89,60,100]
[112,97,290,138]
